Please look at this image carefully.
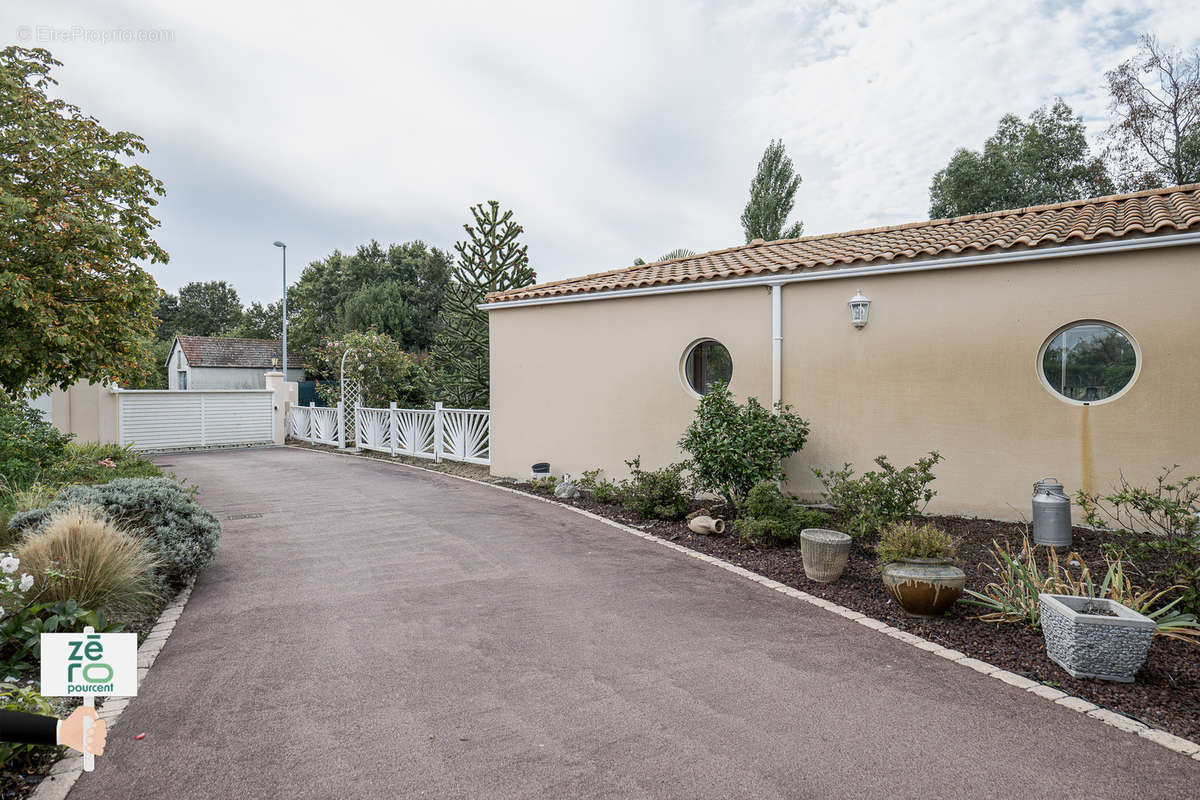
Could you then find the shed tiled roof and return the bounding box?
[487,184,1200,304]
[173,335,296,368]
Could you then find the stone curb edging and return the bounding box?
[287,444,1200,762]
[29,580,197,800]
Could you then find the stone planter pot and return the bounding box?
[880,558,965,617]
[800,528,851,583]
[1038,594,1155,682]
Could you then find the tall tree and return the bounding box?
[153,292,181,341]
[288,240,451,358]
[0,47,165,392]
[432,201,535,408]
[929,99,1112,219]
[741,140,804,243]
[1105,35,1200,191]
[231,300,283,340]
[172,280,243,337]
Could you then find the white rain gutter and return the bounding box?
[480,230,1200,311]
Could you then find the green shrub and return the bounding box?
[17,506,161,612]
[1,681,61,776]
[812,451,942,539]
[1078,466,1200,615]
[0,599,122,680]
[0,480,58,548]
[618,457,690,520]
[678,384,810,506]
[54,442,163,485]
[10,477,220,586]
[733,480,829,548]
[528,475,557,494]
[0,392,72,490]
[875,521,956,566]
[578,469,620,504]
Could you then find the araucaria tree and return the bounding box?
[432,201,535,408]
[0,47,166,392]
[740,139,804,243]
[928,99,1112,218]
[1104,35,1200,191]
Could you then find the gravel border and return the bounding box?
[29,580,197,800]
[288,443,1200,763]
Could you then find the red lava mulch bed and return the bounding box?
[507,482,1200,745]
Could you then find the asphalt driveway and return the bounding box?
[71,447,1199,799]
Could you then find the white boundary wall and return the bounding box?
[118,390,275,451]
[43,372,295,452]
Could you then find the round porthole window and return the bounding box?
[1039,321,1137,404]
[683,340,733,395]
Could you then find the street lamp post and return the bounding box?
[273,241,287,376]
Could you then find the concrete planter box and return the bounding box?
[1038,594,1156,682]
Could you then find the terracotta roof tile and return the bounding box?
[487,184,1200,303]
[174,335,296,368]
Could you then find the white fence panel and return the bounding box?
[289,405,311,439]
[118,390,273,451]
[355,407,391,453]
[309,406,340,446]
[292,401,488,465]
[396,409,436,460]
[440,408,490,465]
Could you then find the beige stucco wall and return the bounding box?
[48,381,120,444]
[488,245,1200,520]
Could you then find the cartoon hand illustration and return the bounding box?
[60,706,107,756]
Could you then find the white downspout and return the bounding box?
[770,283,782,409]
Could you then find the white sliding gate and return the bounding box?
[289,401,489,465]
[118,390,274,451]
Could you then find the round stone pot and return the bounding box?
[880,558,965,617]
[800,528,852,583]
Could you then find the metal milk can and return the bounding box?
[1032,478,1072,547]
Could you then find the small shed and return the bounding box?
[166,335,303,390]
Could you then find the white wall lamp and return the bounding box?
[848,289,870,328]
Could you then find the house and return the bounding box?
[483,184,1200,520]
[166,335,303,390]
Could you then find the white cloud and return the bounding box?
[2,0,1197,303]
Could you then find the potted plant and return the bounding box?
[1038,594,1156,682]
[877,522,964,617]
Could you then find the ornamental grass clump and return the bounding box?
[10,477,219,587]
[734,480,829,548]
[16,506,161,613]
[874,521,957,567]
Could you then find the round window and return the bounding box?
[1039,321,1137,403]
[684,340,733,395]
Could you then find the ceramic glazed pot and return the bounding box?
[880,558,965,617]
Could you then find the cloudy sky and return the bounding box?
[5,1,1199,304]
